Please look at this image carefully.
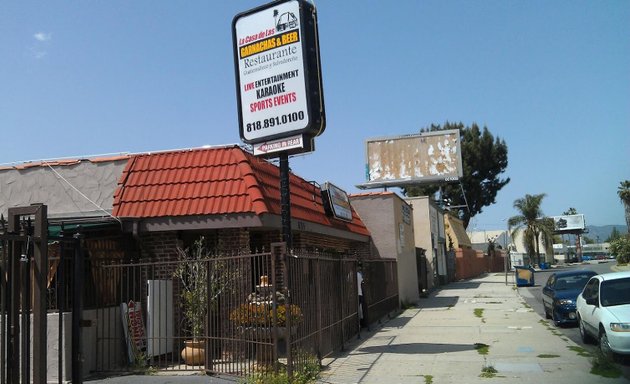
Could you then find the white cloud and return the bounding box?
[33,32,52,42]
[31,32,52,59]
[30,48,47,59]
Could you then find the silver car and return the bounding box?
[576,271,630,358]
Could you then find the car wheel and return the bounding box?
[543,303,551,319]
[579,316,593,344]
[599,328,613,360]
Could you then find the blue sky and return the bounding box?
[1,1,628,230]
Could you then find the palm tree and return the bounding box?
[508,193,554,266]
[618,180,630,233]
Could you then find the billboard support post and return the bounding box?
[280,152,292,249]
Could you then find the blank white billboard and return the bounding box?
[358,130,463,189]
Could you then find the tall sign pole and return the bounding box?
[279,153,292,246]
[233,0,325,249]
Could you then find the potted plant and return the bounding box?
[229,298,303,364]
[229,301,303,339]
[174,237,239,365]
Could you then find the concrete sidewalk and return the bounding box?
[317,272,629,384]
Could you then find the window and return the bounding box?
[582,278,599,300]
[600,277,630,307]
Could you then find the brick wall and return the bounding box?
[454,248,505,280]
[217,228,251,254]
[138,231,181,280]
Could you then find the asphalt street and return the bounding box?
[518,260,630,376]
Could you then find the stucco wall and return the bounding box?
[350,195,396,259]
[391,196,419,304]
[405,196,450,288]
[350,193,419,304]
[0,159,128,218]
[405,196,435,289]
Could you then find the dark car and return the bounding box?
[542,270,597,326]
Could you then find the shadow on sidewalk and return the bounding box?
[357,342,474,355]
[417,296,459,309]
[445,281,482,289]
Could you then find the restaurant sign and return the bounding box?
[233,0,325,147]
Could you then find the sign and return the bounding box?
[121,300,147,364]
[253,134,314,156]
[358,130,463,189]
[233,0,325,146]
[552,214,586,233]
[401,204,411,225]
[321,182,353,221]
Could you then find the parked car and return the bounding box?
[542,270,597,326]
[576,271,630,358]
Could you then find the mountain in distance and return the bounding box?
[584,225,628,242]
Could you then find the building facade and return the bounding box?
[0,145,375,380]
[405,196,448,290]
[349,192,418,304]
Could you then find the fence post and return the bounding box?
[72,232,84,384]
[8,217,21,383]
[270,242,287,375]
[58,228,65,384]
[315,257,322,360]
[363,262,371,331]
[0,224,6,384]
[32,204,47,384]
[280,243,292,379]
[271,244,278,374]
[339,258,346,348]
[205,257,213,374]
[20,222,31,384]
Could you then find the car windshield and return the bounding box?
[600,277,630,307]
[555,274,593,291]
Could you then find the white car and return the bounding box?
[576,271,630,358]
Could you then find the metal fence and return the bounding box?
[41,242,399,380]
[362,259,399,326]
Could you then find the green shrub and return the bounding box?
[230,303,303,327]
[609,236,630,264]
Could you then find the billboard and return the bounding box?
[232,0,325,146]
[552,214,586,233]
[358,130,463,189]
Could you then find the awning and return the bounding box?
[47,222,119,238]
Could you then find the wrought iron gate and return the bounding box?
[0,205,48,384]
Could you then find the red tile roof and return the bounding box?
[112,146,369,236]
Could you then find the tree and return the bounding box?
[609,236,630,264]
[606,227,622,242]
[404,122,510,228]
[173,237,241,338]
[618,180,630,233]
[563,207,578,215]
[508,193,554,266]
